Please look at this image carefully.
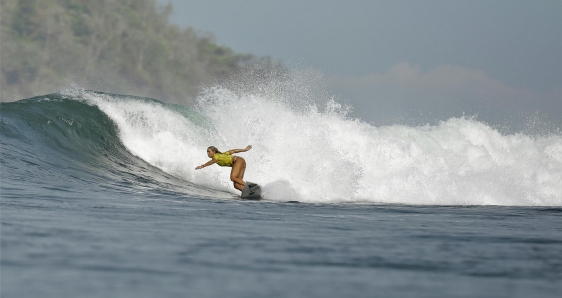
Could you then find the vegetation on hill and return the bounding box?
[0,0,285,103]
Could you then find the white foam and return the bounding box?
[72,91,232,193]
[76,89,562,206]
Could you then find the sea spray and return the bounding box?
[196,87,562,205]
[60,90,232,193]
[66,88,562,206]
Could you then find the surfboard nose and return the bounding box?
[241,182,262,200]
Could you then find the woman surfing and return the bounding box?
[195,145,253,191]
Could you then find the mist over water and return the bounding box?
[68,74,562,206]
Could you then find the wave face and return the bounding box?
[2,89,561,205]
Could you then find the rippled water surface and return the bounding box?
[2,187,561,298]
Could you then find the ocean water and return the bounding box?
[1,89,561,297]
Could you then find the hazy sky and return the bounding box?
[161,0,561,130]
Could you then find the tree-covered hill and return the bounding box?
[0,0,283,103]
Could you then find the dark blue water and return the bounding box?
[1,92,561,297]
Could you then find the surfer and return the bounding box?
[195,145,252,191]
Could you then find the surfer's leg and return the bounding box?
[233,164,247,191]
[231,157,246,191]
[239,165,246,180]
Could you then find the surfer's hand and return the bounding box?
[245,145,252,151]
[195,165,202,170]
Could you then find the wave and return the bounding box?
[1,88,561,206]
[0,91,228,200]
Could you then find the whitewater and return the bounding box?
[67,88,561,206]
[2,86,561,298]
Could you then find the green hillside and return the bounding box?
[0,0,283,103]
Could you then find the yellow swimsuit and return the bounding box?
[213,152,234,167]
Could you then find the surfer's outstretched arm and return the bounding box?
[227,145,252,155]
[195,159,216,170]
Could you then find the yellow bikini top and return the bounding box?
[213,152,233,167]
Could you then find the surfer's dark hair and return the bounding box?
[207,146,221,154]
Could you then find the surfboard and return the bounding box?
[241,182,262,200]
